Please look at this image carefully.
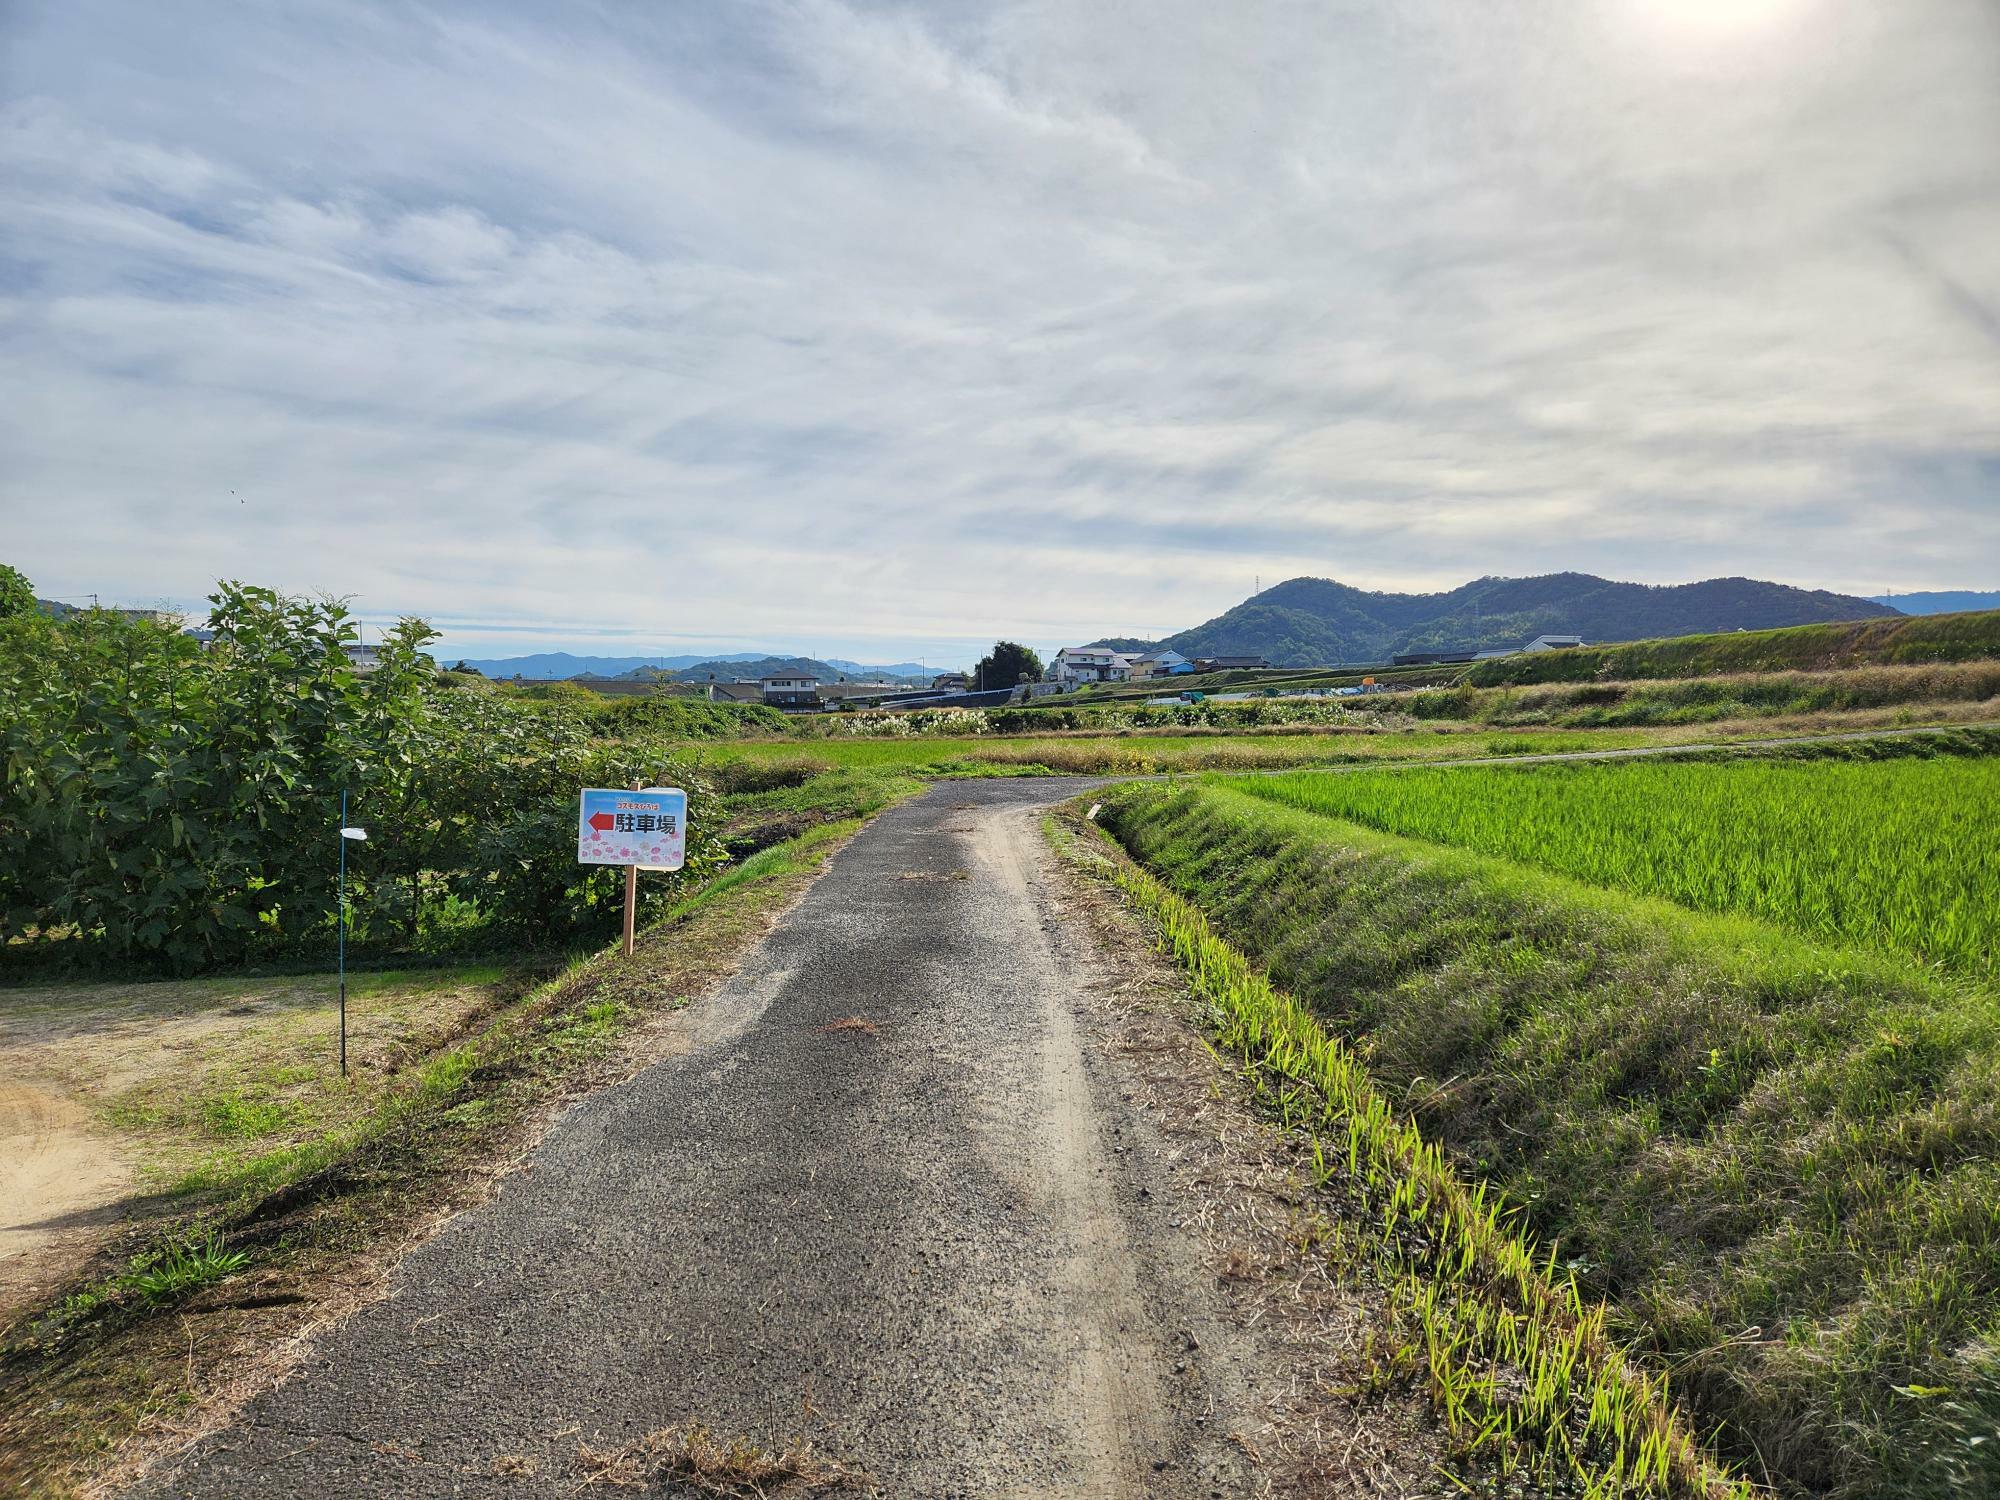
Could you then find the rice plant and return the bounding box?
[1088,824,1748,1497]
[1230,755,2000,976]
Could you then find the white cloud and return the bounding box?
[1,0,1996,658]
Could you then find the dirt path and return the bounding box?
[135,779,1392,1499]
[0,1081,131,1316]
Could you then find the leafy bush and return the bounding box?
[586,695,789,739]
[0,586,729,971]
[0,561,34,620]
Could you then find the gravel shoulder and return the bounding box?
[131,778,1444,1498]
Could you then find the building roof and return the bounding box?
[760,672,819,683]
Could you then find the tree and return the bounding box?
[972,640,1043,691]
[0,563,34,620]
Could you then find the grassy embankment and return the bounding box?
[0,770,912,1498]
[1464,609,2000,686]
[1406,661,2000,731]
[1057,813,1743,1499]
[1092,737,2000,1498]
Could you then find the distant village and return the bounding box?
[30,594,1587,715]
[613,634,1589,714]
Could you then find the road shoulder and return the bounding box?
[1027,802,1448,1495]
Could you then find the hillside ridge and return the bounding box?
[1157,572,1897,667]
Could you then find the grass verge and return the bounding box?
[1091,776,2000,1498]
[0,807,896,1499]
[1052,809,1740,1498]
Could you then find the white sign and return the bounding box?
[577,787,687,870]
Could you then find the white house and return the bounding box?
[1523,634,1585,652]
[760,672,820,707]
[343,644,383,673]
[1048,647,1133,686]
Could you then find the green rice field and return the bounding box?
[1228,753,2000,976]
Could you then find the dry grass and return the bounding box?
[572,1422,854,1495]
[813,1016,878,1036]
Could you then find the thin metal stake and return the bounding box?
[338,789,349,1078]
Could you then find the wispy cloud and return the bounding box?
[3,0,1996,658]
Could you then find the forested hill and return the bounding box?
[1159,573,1898,667]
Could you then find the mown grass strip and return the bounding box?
[1063,811,1745,1498]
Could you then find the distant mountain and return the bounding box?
[824,658,932,677]
[639,656,925,684]
[1160,574,1900,667]
[460,651,771,679]
[459,650,923,681]
[1867,591,2000,616]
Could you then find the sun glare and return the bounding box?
[1627,0,1817,46]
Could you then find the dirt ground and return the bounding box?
[0,969,506,1322]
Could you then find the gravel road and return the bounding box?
[140,779,1274,1499]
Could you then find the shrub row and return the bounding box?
[0,588,726,973]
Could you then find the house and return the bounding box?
[1523,634,1585,652]
[816,680,904,703]
[1127,650,1193,679]
[760,672,820,708]
[1192,655,1272,672]
[1390,648,1479,666]
[930,671,969,691]
[344,644,383,673]
[703,680,766,704]
[1047,647,1133,686]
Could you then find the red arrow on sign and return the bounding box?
[588,811,615,832]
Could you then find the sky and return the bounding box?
[3,0,1997,664]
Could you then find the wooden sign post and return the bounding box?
[576,782,689,958]
[623,778,642,956]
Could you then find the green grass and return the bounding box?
[1226,753,2000,978]
[1093,777,2000,1499]
[115,1235,249,1308]
[1466,610,2000,687]
[1055,813,1737,1498]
